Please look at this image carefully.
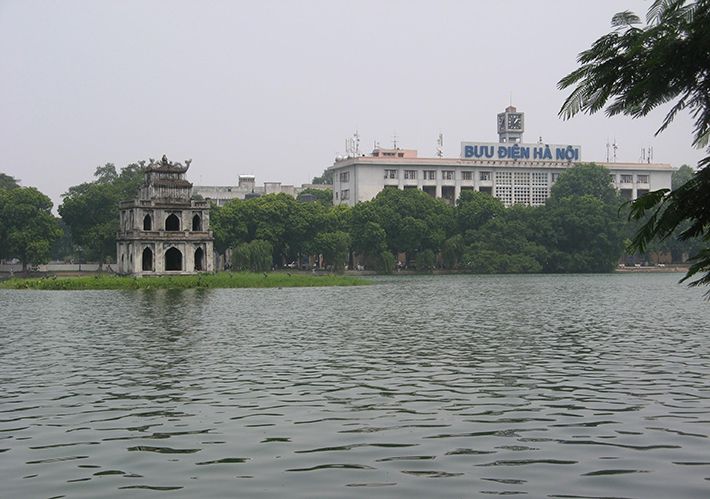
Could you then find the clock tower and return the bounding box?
[497,105,524,143]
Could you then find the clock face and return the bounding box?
[497,114,506,132]
[507,113,522,130]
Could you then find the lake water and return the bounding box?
[1,273,710,498]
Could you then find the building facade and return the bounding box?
[329,107,672,207]
[194,175,331,206]
[116,156,214,275]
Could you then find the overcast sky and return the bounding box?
[1,0,705,209]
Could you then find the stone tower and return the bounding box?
[116,156,214,275]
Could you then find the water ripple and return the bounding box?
[1,274,710,497]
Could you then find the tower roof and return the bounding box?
[146,155,190,174]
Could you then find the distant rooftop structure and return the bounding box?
[193,175,331,206]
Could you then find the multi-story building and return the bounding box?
[329,106,672,207]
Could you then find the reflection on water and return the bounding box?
[1,273,710,498]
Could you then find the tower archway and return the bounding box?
[142,247,153,271]
[165,214,180,231]
[194,247,204,271]
[143,214,152,230]
[165,247,182,271]
[192,214,202,231]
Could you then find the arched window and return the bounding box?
[165,247,182,271]
[192,214,202,231]
[142,247,153,271]
[194,247,204,271]
[165,214,180,231]
[143,214,152,231]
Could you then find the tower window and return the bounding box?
[165,213,180,231]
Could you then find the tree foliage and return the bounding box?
[0,187,62,271]
[232,239,273,272]
[559,0,710,291]
[59,163,144,265]
[0,173,20,190]
[210,165,631,274]
[297,188,333,206]
[311,168,334,185]
[313,231,351,273]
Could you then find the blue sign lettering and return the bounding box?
[461,142,581,161]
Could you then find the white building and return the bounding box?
[329,106,672,207]
[194,175,330,206]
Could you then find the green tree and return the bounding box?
[416,249,436,272]
[212,193,349,267]
[462,208,547,274]
[549,163,620,205]
[441,234,465,269]
[558,0,710,290]
[543,195,624,273]
[672,165,695,190]
[368,188,454,257]
[297,188,333,206]
[59,163,143,267]
[544,164,625,272]
[456,190,505,236]
[313,231,351,273]
[311,168,334,185]
[232,239,273,272]
[0,187,62,272]
[0,173,20,190]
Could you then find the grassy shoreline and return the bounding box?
[0,272,369,290]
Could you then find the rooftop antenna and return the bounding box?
[612,137,618,163]
[509,91,513,107]
[436,132,444,157]
[354,130,360,155]
[649,146,653,163]
[606,138,610,163]
[392,133,398,150]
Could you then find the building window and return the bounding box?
[609,174,616,183]
[192,214,202,231]
[514,186,530,205]
[423,170,436,180]
[551,173,560,183]
[404,170,417,180]
[495,171,512,185]
[384,169,398,179]
[339,171,350,182]
[442,170,455,180]
[532,187,548,206]
[495,185,513,206]
[165,213,180,231]
[340,189,350,200]
[462,171,473,181]
[620,174,633,183]
[532,172,548,186]
[637,174,649,184]
[480,171,491,181]
[514,172,530,184]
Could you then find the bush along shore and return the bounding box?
[0,272,369,290]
